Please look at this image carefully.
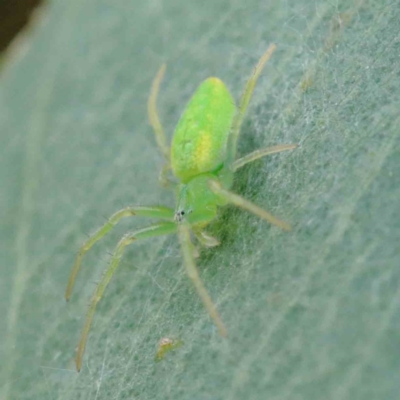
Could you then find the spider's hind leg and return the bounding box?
[148,63,175,188]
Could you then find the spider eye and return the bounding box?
[174,209,186,222]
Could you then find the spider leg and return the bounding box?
[208,180,291,231]
[177,222,227,337]
[66,206,174,301]
[226,44,276,167]
[193,228,220,248]
[233,144,297,171]
[158,162,177,188]
[75,221,176,372]
[148,63,172,186]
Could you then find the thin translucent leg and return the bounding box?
[177,223,227,337]
[75,222,177,372]
[193,229,220,248]
[158,162,176,188]
[209,180,291,232]
[227,44,277,166]
[148,63,170,161]
[232,144,298,171]
[65,206,174,301]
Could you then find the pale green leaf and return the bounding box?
[1,1,399,399]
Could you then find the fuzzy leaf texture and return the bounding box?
[0,1,399,399]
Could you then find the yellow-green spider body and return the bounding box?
[172,77,235,182]
[66,44,297,371]
[172,77,239,229]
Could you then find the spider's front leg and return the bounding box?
[177,223,227,338]
[66,206,174,300]
[75,222,176,372]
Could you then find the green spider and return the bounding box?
[66,44,297,371]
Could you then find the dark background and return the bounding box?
[0,0,43,54]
